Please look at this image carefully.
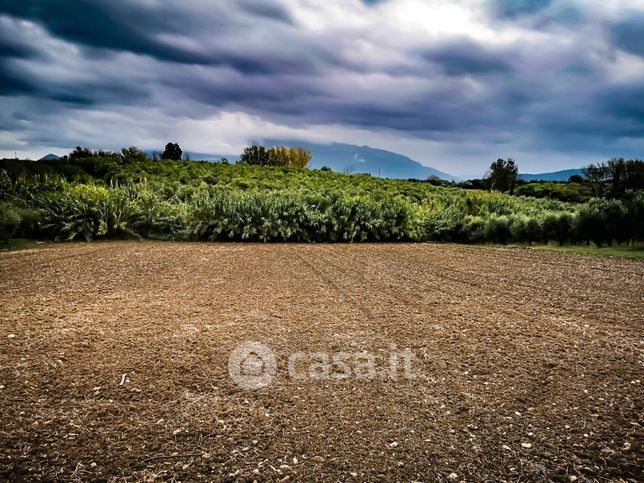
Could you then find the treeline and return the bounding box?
[64,143,313,168]
[238,145,311,168]
[1,153,642,246]
[463,158,644,203]
[582,159,644,198]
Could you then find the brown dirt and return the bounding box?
[0,241,642,482]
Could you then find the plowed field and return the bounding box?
[1,242,642,481]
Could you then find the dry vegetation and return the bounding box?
[0,242,642,481]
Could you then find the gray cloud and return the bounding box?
[0,0,642,175]
[612,14,644,58]
[420,38,516,76]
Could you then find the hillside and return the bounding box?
[37,153,60,161]
[520,168,583,182]
[267,141,459,181]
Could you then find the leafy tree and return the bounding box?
[239,145,270,166]
[120,146,147,163]
[487,158,519,194]
[162,142,182,161]
[68,146,93,160]
[67,146,116,160]
[288,147,311,169]
[268,146,291,167]
[582,162,611,197]
[624,159,644,191]
[582,159,644,198]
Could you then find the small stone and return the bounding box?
[600,447,614,455]
[0,385,4,390]
[622,442,631,451]
[292,456,298,464]
[7,334,16,339]
[569,476,578,482]
[202,453,211,459]
[90,462,97,468]
[389,441,399,448]
[502,445,512,451]
[448,472,458,480]
[514,411,521,417]
[312,456,325,463]
[350,472,358,477]
[521,443,532,449]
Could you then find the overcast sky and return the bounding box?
[0,0,643,177]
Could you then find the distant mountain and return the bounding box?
[265,140,460,181]
[38,153,60,161]
[147,141,459,181]
[520,168,583,182]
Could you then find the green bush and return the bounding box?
[186,191,418,242]
[0,201,23,243]
[541,213,573,245]
[484,216,512,244]
[1,157,641,246]
[41,185,141,241]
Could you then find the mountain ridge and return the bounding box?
[519,168,583,182]
[264,140,460,181]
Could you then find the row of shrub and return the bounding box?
[2,172,642,245]
[0,156,572,212]
[422,197,644,246]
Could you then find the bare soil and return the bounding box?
[0,242,642,482]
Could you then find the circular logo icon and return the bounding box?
[228,341,277,389]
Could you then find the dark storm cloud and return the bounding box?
[236,0,293,23]
[0,0,643,172]
[598,83,644,131]
[0,0,184,58]
[612,14,644,58]
[420,38,515,76]
[0,34,38,60]
[0,60,148,105]
[0,0,314,71]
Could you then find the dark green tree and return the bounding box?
[67,146,94,160]
[162,142,182,161]
[582,162,610,197]
[120,146,147,163]
[238,145,270,166]
[624,159,644,191]
[487,158,519,194]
